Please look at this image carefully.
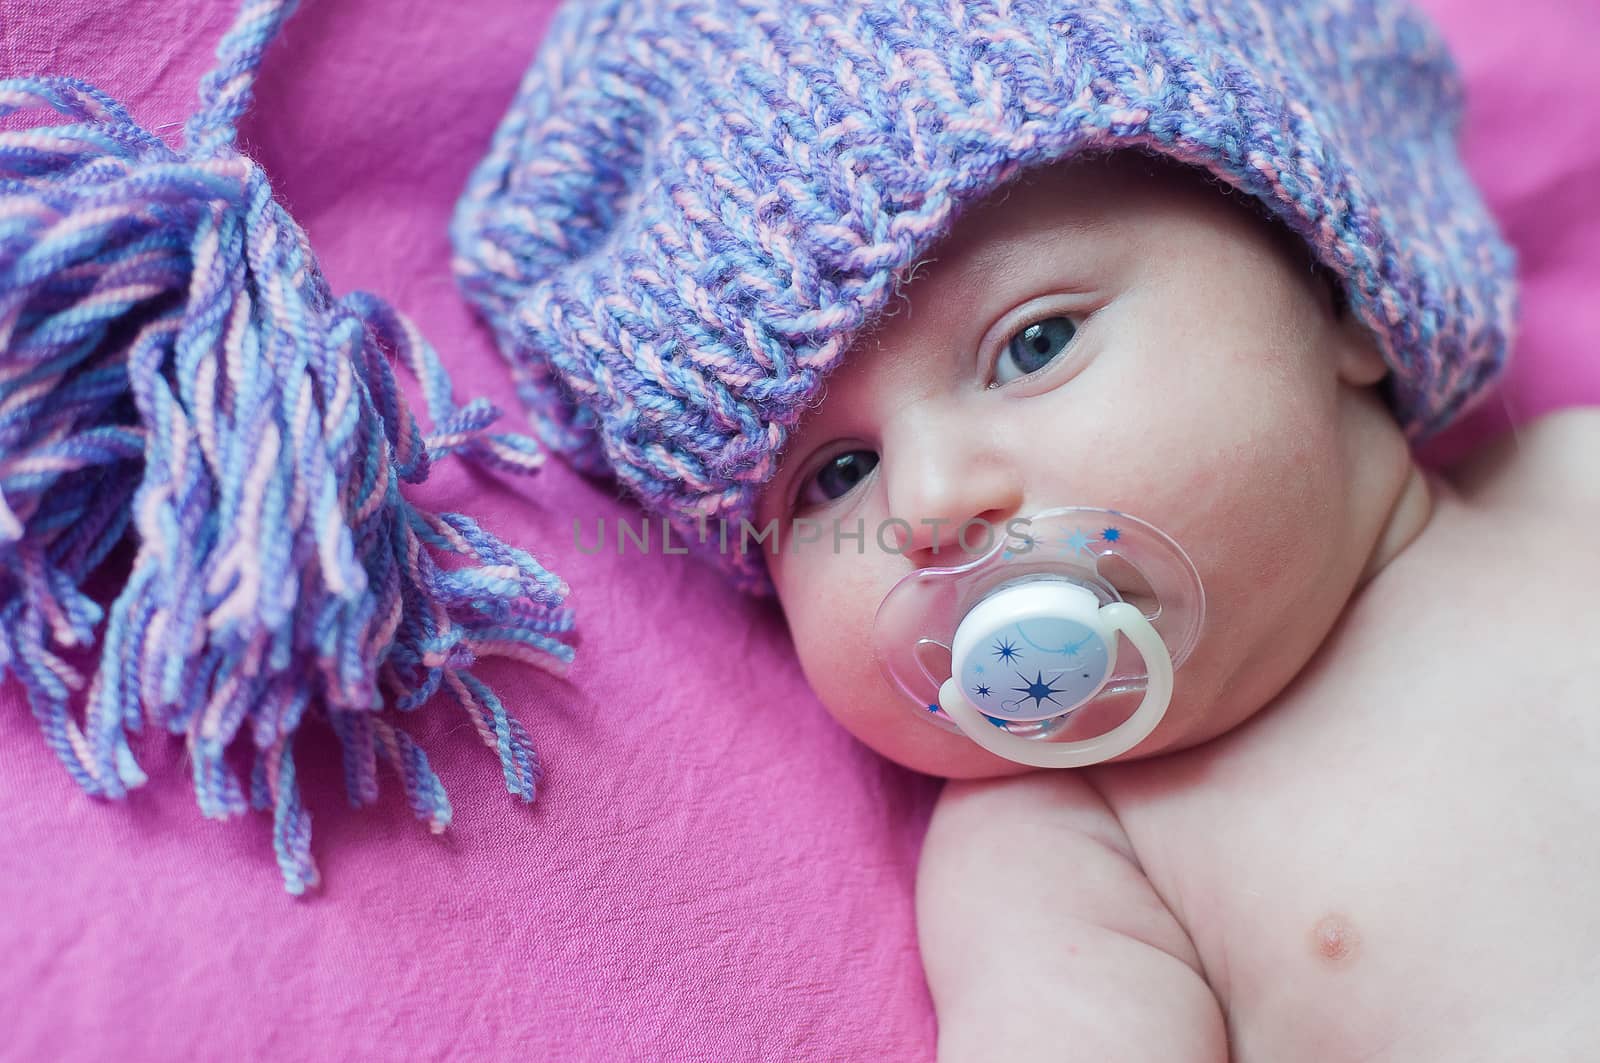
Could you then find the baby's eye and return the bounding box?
[798,449,879,508]
[993,315,1079,385]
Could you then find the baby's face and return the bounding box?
[753,154,1395,778]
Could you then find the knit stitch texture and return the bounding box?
[1,0,576,893]
[453,0,1518,593]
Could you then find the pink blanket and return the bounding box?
[1,0,1594,1057]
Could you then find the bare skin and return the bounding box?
[753,154,1600,1060]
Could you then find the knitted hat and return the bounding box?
[452,0,1517,593]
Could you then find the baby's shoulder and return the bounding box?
[1417,407,1600,616]
[1387,436,1598,666]
[1444,406,1600,517]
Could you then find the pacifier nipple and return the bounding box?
[873,508,1205,769]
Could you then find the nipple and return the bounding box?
[1311,913,1361,965]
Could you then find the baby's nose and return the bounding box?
[885,430,1024,567]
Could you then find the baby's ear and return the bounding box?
[1330,291,1389,386]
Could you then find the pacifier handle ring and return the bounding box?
[936,603,1174,769]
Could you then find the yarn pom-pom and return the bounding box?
[0,1,575,893]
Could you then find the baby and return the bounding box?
[452,0,1600,1057]
[758,151,1600,1059]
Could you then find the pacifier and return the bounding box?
[873,507,1205,768]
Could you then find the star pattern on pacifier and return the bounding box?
[1011,670,1068,711]
[991,637,1020,663]
[1061,529,1095,555]
[1053,524,1124,557]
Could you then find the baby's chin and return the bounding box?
[840,687,1227,779]
[861,724,1038,779]
[839,697,1051,779]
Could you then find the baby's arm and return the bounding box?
[917,773,1228,1061]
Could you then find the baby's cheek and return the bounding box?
[788,567,892,732]
[785,564,1024,778]
[1174,415,1348,708]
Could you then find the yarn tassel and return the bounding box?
[0,0,575,893]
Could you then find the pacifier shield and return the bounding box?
[874,507,1205,749]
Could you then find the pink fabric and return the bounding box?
[0,0,1594,1058]
[1410,0,1600,467]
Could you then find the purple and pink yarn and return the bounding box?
[0,0,574,893]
